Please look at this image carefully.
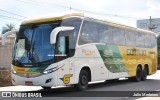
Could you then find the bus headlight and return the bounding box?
[42,64,65,74]
[11,69,17,74]
[42,68,56,74]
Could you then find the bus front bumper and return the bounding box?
[11,72,57,87]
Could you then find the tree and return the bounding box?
[1,23,15,34]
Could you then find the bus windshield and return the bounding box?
[13,17,82,67]
[13,21,61,67]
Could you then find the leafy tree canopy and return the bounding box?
[1,23,15,34]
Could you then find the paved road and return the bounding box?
[1,71,160,100]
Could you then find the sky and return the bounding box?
[0,0,160,35]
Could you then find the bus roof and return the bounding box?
[104,19,155,35]
[21,13,155,35]
[86,15,155,35]
[22,13,84,25]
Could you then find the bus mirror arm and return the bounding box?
[50,26,74,44]
[1,30,17,45]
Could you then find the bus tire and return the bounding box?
[41,86,51,90]
[141,67,148,81]
[133,66,142,82]
[75,70,89,91]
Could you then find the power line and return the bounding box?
[70,7,143,20]
[16,0,69,9]
[15,0,41,6]
[16,0,145,20]
[0,8,27,18]
[0,15,24,20]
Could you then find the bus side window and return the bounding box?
[98,24,113,44]
[112,27,125,45]
[58,36,69,55]
[79,20,98,45]
[151,34,157,48]
[125,30,136,46]
[136,32,145,47]
[144,34,151,48]
[58,36,66,55]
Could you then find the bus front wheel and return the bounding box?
[75,70,89,91]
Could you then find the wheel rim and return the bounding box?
[81,74,88,86]
[137,68,141,80]
[143,69,147,78]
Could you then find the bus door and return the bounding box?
[56,34,71,85]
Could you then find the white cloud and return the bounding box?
[146,0,160,18]
[134,0,160,19]
[0,0,10,7]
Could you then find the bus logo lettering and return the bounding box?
[60,74,73,84]
[82,49,96,56]
[126,49,146,56]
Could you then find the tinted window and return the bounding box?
[136,32,145,47]
[98,24,113,44]
[144,34,151,48]
[112,27,125,45]
[61,18,82,49]
[151,34,157,48]
[14,22,60,64]
[79,20,98,45]
[125,30,136,46]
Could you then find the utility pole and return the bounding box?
[149,16,156,31]
[149,16,152,31]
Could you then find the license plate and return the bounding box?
[25,81,33,85]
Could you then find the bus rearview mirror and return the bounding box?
[1,30,17,45]
[50,26,74,44]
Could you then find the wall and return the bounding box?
[0,45,12,69]
[0,35,15,86]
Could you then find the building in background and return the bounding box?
[137,18,160,35]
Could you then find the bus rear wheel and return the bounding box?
[141,67,148,81]
[134,66,142,82]
[75,70,89,91]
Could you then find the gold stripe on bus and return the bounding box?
[22,13,84,25]
[13,66,38,74]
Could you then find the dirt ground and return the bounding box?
[0,70,13,87]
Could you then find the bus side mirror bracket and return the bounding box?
[1,30,17,45]
[50,26,74,44]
